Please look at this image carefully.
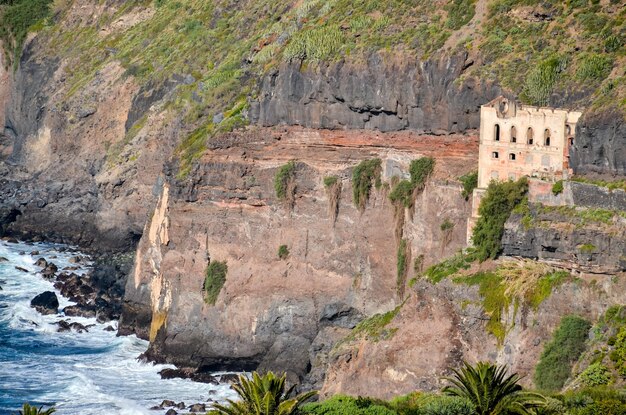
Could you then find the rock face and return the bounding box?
[502,205,626,274]
[120,126,476,384]
[30,291,59,315]
[320,274,626,398]
[571,108,626,176]
[251,54,501,134]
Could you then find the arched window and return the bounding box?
[527,127,534,145]
[566,124,571,136]
[510,126,517,143]
[544,128,551,146]
[569,137,574,146]
[494,124,500,141]
[509,153,516,161]
[492,151,499,159]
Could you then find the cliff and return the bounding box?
[120,126,477,384]
[0,0,625,397]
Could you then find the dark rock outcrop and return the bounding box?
[158,368,219,384]
[571,107,626,176]
[30,291,59,315]
[251,53,501,134]
[502,205,626,273]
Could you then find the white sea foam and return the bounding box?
[0,241,238,414]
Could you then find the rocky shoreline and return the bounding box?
[0,237,238,413]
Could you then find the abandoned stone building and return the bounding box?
[467,96,583,242]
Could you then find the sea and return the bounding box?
[0,240,237,414]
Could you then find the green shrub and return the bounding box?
[534,315,592,390]
[283,24,344,62]
[576,54,613,82]
[579,244,596,253]
[278,244,289,260]
[459,171,478,200]
[552,180,564,196]
[578,363,611,387]
[440,219,454,232]
[424,250,474,283]
[324,175,339,188]
[409,157,435,190]
[352,159,382,211]
[457,271,508,343]
[274,161,297,200]
[389,157,435,208]
[203,261,228,305]
[445,0,476,30]
[0,0,53,67]
[604,35,622,53]
[389,180,415,208]
[611,327,626,377]
[521,56,566,106]
[397,239,409,297]
[421,395,475,415]
[302,395,396,415]
[471,177,528,262]
[345,305,402,342]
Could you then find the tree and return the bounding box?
[211,371,317,415]
[443,361,544,415]
[17,403,55,415]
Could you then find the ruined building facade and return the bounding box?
[468,97,583,241]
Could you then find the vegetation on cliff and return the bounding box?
[569,305,626,390]
[323,175,342,223]
[534,315,592,391]
[0,0,52,67]
[459,171,478,201]
[352,159,382,212]
[274,161,297,206]
[2,0,621,178]
[203,260,228,305]
[389,157,435,209]
[425,257,573,344]
[471,177,528,262]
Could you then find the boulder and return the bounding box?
[188,403,206,413]
[30,291,59,315]
[15,266,28,272]
[34,257,48,268]
[63,304,96,318]
[41,263,58,279]
[0,257,8,262]
[160,400,176,408]
[164,410,177,415]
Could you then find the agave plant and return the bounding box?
[17,403,56,415]
[211,371,317,415]
[443,361,545,415]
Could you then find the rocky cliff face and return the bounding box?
[120,126,477,384]
[320,271,626,399]
[251,54,501,134]
[502,205,626,274]
[1,0,626,399]
[571,108,626,176]
[0,35,175,252]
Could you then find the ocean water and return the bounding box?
[0,241,237,414]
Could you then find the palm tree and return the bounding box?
[443,361,544,415]
[211,371,317,415]
[17,403,55,415]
